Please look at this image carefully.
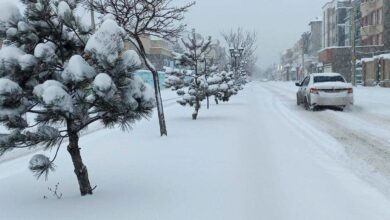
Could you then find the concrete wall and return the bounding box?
[379,59,390,87]
[362,60,378,86]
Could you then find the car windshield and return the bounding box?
[314,76,345,83]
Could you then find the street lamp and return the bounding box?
[229,47,235,58]
[238,47,244,57]
[229,46,245,82]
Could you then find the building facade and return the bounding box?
[360,0,390,49]
[322,0,352,48]
[308,19,323,56]
[345,0,362,46]
[125,36,174,71]
[141,36,174,70]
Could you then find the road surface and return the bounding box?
[0,81,390,220]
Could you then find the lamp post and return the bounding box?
[229,47,244,83]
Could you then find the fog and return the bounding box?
[2,0,329,68]
[175,0,328,68]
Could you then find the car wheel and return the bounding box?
[296,95,301,106]
[304,97,313,111]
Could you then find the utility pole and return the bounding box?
[351,4,357,86]
[90,2,96,32]
[301,52,305,80]
[301,32,310,80]
[204,57,210,109]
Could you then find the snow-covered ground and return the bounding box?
[262,81,390,197]
[1,82,390,219]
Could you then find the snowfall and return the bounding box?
[1,81,390,220]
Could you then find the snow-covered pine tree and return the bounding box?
[89,0,195,136]
[174,31,212,120]
[0,0,155,196]
[235,62,249,89]
[206,67,223,105]
[217,71,238,102]
[164,68,188,91]
[204,63,219,108]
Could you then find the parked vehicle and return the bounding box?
[296,73,354,111]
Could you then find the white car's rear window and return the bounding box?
[314,76,345,83]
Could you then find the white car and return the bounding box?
[296,73,354,111]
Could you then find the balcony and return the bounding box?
[361,0,383,17]
[360,24,384,37]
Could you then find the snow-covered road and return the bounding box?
[262,81,390,197]
[1,82,390,219]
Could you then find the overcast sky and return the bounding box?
[175,0,329,68]
[2,0,329,68]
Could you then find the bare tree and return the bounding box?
[89,0,195,136]
[222,28,258,75]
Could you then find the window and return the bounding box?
[314,76,345,83]
[378,9,383,24]
[379,34,383,45]
[303,77,310,86]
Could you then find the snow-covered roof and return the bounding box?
[309,17,322,24]
[359,57,375,63]
[357,53,390,64]
[318,46,351,53]
[374,53,390,60]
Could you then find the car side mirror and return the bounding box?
[295,82,301,87]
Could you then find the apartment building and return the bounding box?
[360,0,390,48]
[322,0,352,48]
[344,0,362,46]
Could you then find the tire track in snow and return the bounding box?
[260,82,390,198]
[266,82,390,131]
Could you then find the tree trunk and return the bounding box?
[134,36,167,136]
[192,98,201,120]
[215,97,219,105]
[151,68,168,136]
[67,130,93,196]
[207,95,210,109]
